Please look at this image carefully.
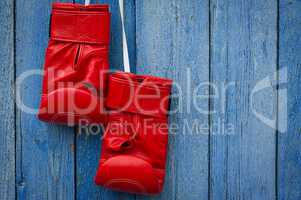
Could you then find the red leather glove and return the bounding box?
[94,71,172,195]
[38,3,110,125]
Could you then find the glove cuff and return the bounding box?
[106,71,172,118]
[50,3,110,44]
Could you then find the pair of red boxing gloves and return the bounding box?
[37,3,172,195]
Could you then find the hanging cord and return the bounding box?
[84,0,130,72]
[119,0,131,72]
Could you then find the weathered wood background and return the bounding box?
[0,0,300,199]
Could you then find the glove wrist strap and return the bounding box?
[51,4,110,44]
[106,73,172,118]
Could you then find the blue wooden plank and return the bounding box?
[136,1,209,199]
[210,0,277,199]
[278,0,301,199]
[15,1,75,199]
[74,0,136,199]
[0,0,15,199]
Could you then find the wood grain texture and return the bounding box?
[15,1,75,199]
[74,0,136,199]
[278,0,301,199]
[0,1,15,199]
[210,0,277,199]
[0,0,299,199]
[136,1,209,199]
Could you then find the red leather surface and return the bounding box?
[51,4,110,44]
[95,72,172,194]
[106,71,172,118]
[37,3,110,125]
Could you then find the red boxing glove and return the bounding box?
[38,3,110,125]
[95,71,172,195]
